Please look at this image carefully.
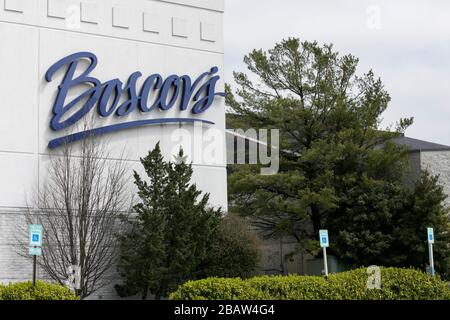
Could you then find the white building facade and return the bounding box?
[0,0,226,298]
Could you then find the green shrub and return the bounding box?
[0,281,79,300]
[170,267,450,300]
[169,278,271,300]
[201,213,261,279]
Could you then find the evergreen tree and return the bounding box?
[228,38,411,255]
[390,171,450,277]
[116,143,221,299]
[227,38,450,275]
[201,213,261,278]
[328,177,406,267]
[332,171,450,277]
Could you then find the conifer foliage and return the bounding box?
[115,143,221,299]
[227,38,450,276]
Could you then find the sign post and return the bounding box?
[319,229,329,277]
[427,227,435,277]
[28,224,43,286]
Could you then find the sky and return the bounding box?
[223,0,450,145]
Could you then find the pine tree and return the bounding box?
[227,38,412,256]
[227,38,450,275]
[115,143,221,299]
[115,143,167,299]
[390,171,450,277]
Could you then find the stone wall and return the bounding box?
[420,150,450,205]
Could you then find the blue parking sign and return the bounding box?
[29,224,42,247]
[427,227,434,244]
[319,230,329,248]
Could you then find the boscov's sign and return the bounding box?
[45,52,225,148]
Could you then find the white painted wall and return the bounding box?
[0,0,226,295]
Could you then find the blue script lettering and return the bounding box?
[45,52,225,148]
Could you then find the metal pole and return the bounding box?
[429,243,435,277]
[279,237,284,274]
[323,246,328,277]
[32,254,37,286]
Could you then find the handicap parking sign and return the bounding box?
[427,227,434,244]
[29,224,42,247]
[319,229,329,248]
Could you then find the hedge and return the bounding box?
[169,267,450,300]
[0,281,79,300]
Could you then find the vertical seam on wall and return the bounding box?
[418,150,422,173]
[37,28,40,201]
[37,27,40,277]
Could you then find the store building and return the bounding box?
[0,0,226,298]
[393,135,450,204]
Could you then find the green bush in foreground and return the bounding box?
[0,281,79,300]
[169,267,450,300]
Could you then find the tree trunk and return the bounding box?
[141,288,148,300]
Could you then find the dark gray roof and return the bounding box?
[392,136,450,152]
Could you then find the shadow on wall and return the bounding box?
[256,236,349,276]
